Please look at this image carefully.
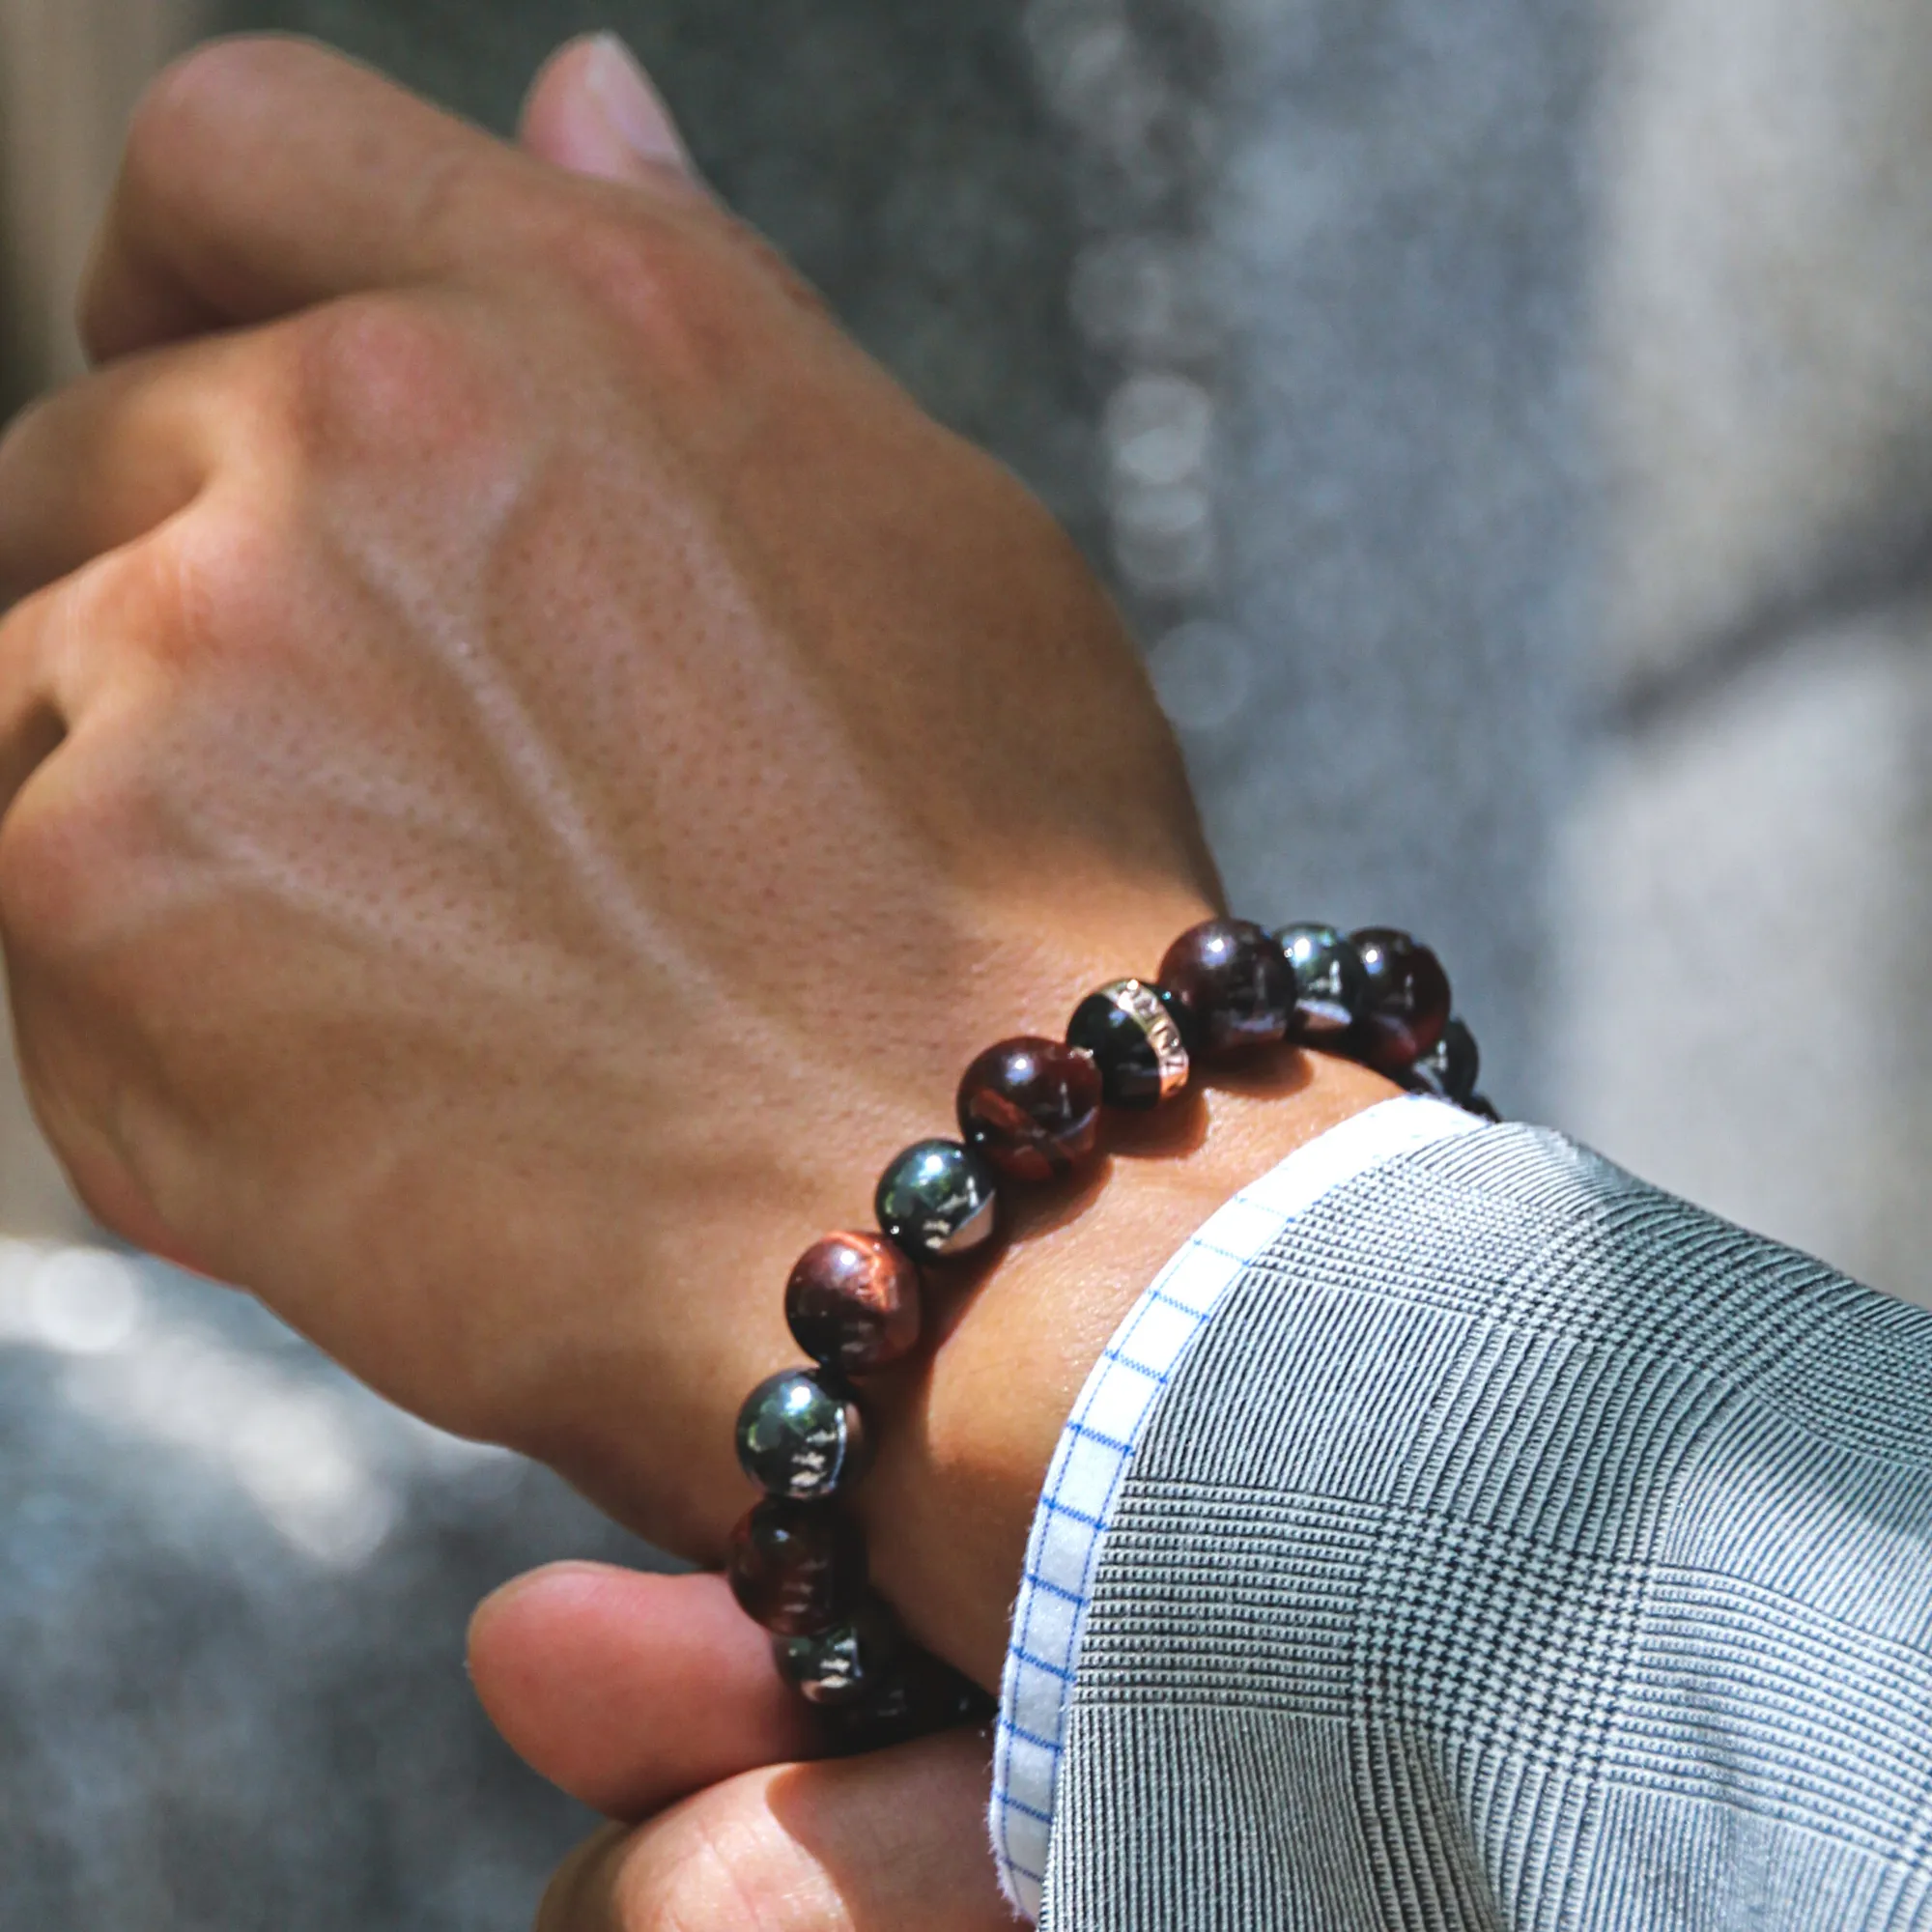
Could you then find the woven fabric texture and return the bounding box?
[1040,1124,1932,1929]
[994,1095,1483,1916]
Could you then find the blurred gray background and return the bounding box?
[1,0,1929,1921]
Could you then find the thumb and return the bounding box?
[468,1565,816,1820]
[519,34,696,186]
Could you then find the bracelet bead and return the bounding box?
[785,1233,923,1377]
[823,1645,996,1750]
[773,1598,904,1708]
[726,907,1491,1735]
[1408,1015,1480,1105]
[1157,919,1297,1057]
[1274,923,1371,1039]
[874,1140,999,1259]
[956,1037,1104,1181]
[727,1498,867,1635]
[1065,979,1190,1109]
[1350,926,1452,1071]
[735,1368,869,1501]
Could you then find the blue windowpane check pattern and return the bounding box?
[988,1095,1481,1919]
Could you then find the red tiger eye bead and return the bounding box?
[785,1233,923,1377]
[727,1499,867,1637]
[1157,918,1296,1058]
[1349,927,1451,1070]
[956,1036,1104,1181]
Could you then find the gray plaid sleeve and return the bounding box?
[1040,1123,1932,1930]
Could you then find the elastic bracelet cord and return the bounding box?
[725,917,1493,1747]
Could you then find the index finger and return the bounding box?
[538,1730,1009,1932]
[80,35,526,363]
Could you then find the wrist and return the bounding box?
[503,874,1227,1552]
[857,1046,1400,1689]
[513,888,1405,1699]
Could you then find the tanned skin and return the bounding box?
[0,36,1395,1927]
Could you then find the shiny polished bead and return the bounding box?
[773,1597,904,1708]
[1065,979,1190,1110]
[822,1645,998,1750]
[1407,1016,1480,1105]
[1158,919,1296,1058]
[727,1498,866,1636]
[736,1369,868,1500]
[1153,981,1202,1056]
[1274,923,1371,1041]
[874,1139,998,1259]
[1349,927,1451,1071]
[956,1037,1103,1181]
[785,1233,923,1377]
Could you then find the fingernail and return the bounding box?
[582,33,688,171]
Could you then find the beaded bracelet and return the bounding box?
[726,917,1493,1744]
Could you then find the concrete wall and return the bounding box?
[0,0,205,401]
[1553,0,1932,1305]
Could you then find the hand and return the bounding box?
[468,1561,1014,1931]
[0,36,1392,1683]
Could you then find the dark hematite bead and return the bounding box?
[773,1597,904,1709]
[1274,923,1371,1041]
[1157,919,1296,1058]
[956,1037,1103,1182]
[873,1140,998,1260]
[785,1233,923,1377]
[823,1646,998,1752]
[1407,1016,1480,1105]
[736,1369,868,1501]
[1349,927,1452,1072]
[727,1498,866,1636]
[1065,979,1190,1110]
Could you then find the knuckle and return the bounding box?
[0,773,79,953]
[278,294,517,483]
[0,765,109,977]
[0,571,180,939]
[125,38,302,203]
[121,55,217,197]
[526,196,750,386]
[154,505,262,671]
[553,206,698,338]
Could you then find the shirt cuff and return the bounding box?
[986,1092,1484,1919]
